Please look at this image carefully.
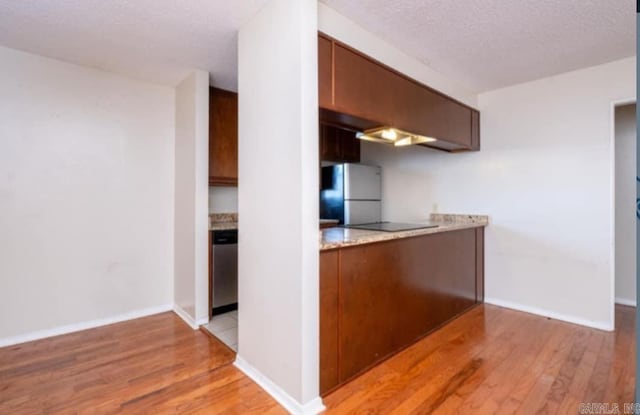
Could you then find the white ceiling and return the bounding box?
[0,1,635,92]
[321,0,636,92]
[0,0,269,90]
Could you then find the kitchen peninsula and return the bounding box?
[319,214,488,395]
[316,27,489,396]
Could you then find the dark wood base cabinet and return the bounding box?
[319,227,485,395]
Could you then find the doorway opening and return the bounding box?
[205,187,239,352]
[613,102,637,314]
[204,226,238,352]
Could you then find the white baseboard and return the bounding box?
[0,303,173,348]
[171,304,209,329]
[484,297,613,332]
[234,355,325,415]
[172,304,199,329]
[615,297,637,307]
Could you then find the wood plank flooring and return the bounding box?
[324,304,636,414]
[0,305,635,414]
[0,313,285,414]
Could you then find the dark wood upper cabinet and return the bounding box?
[444,99,473,148]
[392,75,449,144]
[339,128,361,163]
[318,33,480,152]
[209,87,238,186]
[320,124,341,161]
[471,110,480,151]
[320,124,360,163]
[333,44,395,127]
[318,36,333,109]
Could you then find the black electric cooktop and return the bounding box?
[344,222,439,232]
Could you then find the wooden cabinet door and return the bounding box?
[317,34,480,152]
[320,124,341,162]
[392,76,448,142]
[320,251,339,395]
[444,100,472,148]
[471,110,480,151]
[318,35,333,109]
[209,88,238,186]
[333,44,394,126]
[337,230,477,382]
[338,128,360,163]
[393,81,472,149]
[319,124,361,163]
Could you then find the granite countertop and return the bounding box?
[209,213,238,231]
[320,214,489,251]
[210,222,238,231]
[209,215,343,231]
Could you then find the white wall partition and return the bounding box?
[0,46,175,345]
[208,186,238,213]
[236,0,322,413]
[615,103,637,306]
[361,57,636,330]
[174,70,210,327]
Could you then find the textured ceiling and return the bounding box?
[321,0,636,92]
[0,0,269,89]
[0,1,635,92]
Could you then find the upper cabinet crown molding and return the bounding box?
[318,33,480,152]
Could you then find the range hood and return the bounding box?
[356,127,437,147]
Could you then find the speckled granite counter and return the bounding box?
[208,215,345,231]
[209,213,238,231]
[210,221,238,231]
[320,214,488,251]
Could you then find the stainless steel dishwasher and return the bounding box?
[212,229,238,315]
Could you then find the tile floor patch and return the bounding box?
[208,315,236,332]
[203,311,238,352]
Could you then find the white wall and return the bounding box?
[208,186,238,213]
[237,0,322,413]
[362,57,636,330]
[318,4,478,108]
[0,45,175,344]
[174,70,210,327]
[615,103,637,306]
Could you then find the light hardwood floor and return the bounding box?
[0,304,635,414]
[324,304,636,414]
